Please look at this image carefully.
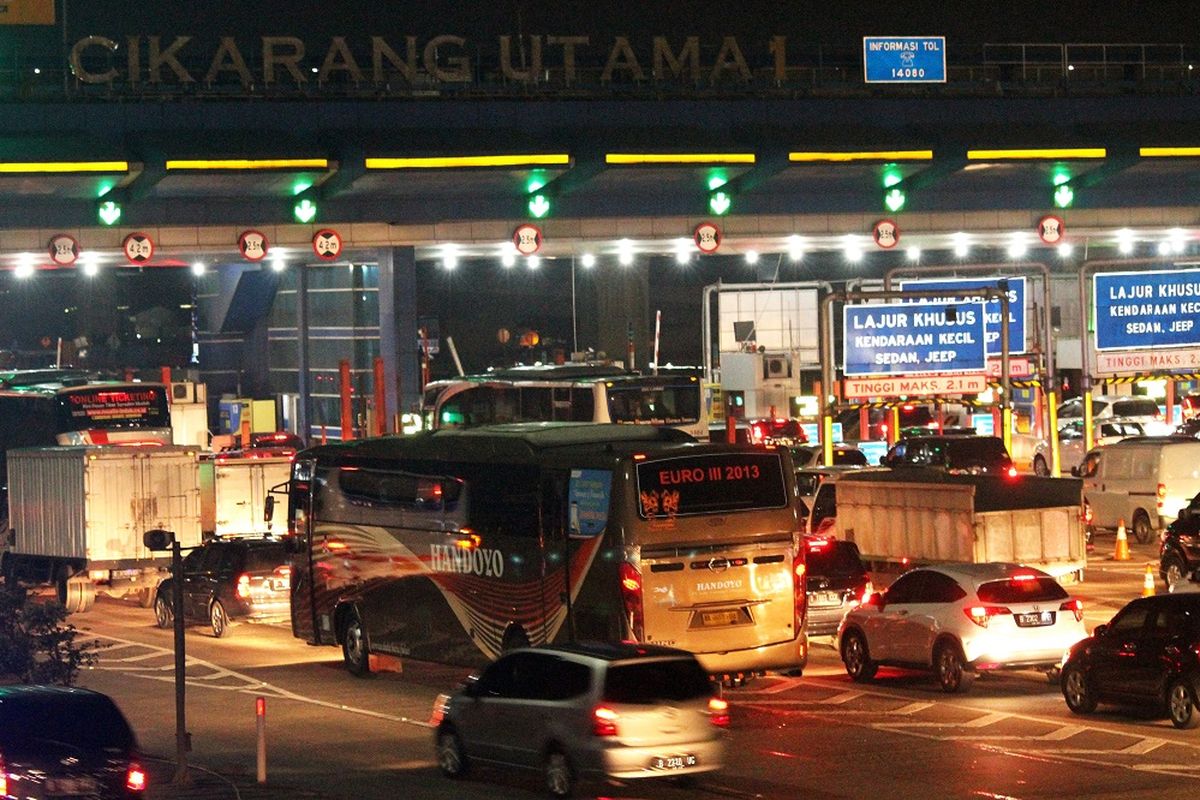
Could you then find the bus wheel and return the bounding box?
[342,611,373,677]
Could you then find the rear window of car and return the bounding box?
[0,694,134,750]
[806,540,866,578]
[833,449,868,466]
[1112,399,1160,418]
[603,659,713,704]
[243,543,286,572]
[976,576,1068,604]
[945,438,1010,465]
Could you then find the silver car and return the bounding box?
[432,643,728,797]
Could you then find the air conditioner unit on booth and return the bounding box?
[170,381,207,404]
[762,354,792,379]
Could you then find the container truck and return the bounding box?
[0,446,202,611]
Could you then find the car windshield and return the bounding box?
[603,659,713,704]
[976,576,1068,604]
[0,694,134,750]
[806,541,866,577]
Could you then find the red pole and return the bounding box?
[160,366,172,391]
[725,413,736,444]
[339,360,354,441]
[373,357,387,436]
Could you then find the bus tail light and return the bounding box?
[236,574,251,599]
[1060,599,1084,622]
[619,562,644,641]
[592,706,620,736]
[965,605,1011,628]
[1158,482,1167,511]
[708,697,730,727]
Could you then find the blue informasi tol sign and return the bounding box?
[863,36,947,83]
[1094,269,1200,351]
[843,301,987,376]
[898,276,1027,355]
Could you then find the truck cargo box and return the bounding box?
[7,446,202,565]
[199,452,291,537]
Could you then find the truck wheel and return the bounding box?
[57,576,95,614]
[1133,511,1153,545]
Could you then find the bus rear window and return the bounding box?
[608,384,700,425]
[635,452,787,518]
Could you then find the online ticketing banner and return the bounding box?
[1094,269,1200,351]
[898,276,1026,355]
[843,301,987,376]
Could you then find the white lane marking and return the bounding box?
[876,711,1010,730]
[87,632,432,729]
[1038,725,1087,741]
[892,702,934,715]
[819,691,864,705]
[1121,738,1168,755]
[756,677,804,694]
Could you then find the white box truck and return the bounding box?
[0,446,202,612]
[199,452,291,537]
[809,469,1088,582]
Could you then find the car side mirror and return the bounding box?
[264,494,276,523]
[1093,623,1109,638]
[462,673,482,697]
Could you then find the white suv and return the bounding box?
[836,563,1087,692]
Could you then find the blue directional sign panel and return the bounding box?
[899,276,1027,355]
[1094,269,1200,351]
[843,301,987,376]
[863,37,947,84]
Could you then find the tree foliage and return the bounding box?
[0,586,101,685]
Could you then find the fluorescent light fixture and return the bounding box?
[617,239,634,266]
[442,245,459,270]
[744,250,759,265]
[527,255,542,270]
[1158,241,1173,256]
[365,154,570,169]
[0,161,129,173]
[580,253,596,268]
[191,261,206,276]
[605,153,755,165]
[952,232,970,258]
[906,245,922,262]
[1007,233,1029,259]
[966,148,1106,160]
[1116,228,1135,255]
[1140,147,1200,157]
[843,235,864,263]
[501,250,516,268]
[787,235,806,262]
[1057,242,1074,258]
[166,159,328,170]
[674,238,691,265]
[1169,228,1188,254]
[270,256,287,273]
[788,150,933,162]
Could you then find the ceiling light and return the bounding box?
[581,253,596,268]
[501,250,516,268]
[1007,234,1028,259]
[271,256,287,273]
[1116,228,1135,255]
[442,244,459,270]
[952,232,970,258]
[618,251,634,266]
[1158,241,1173,256]
[843,235,864,263]
[787,235,806,262]
[527,255,541,270]
[191,261,206,276]
[14,260,34,279]
[744,250,759,265]
[906,246,921,262]
[1057,242,1074,258]
[1169,228,1188,254]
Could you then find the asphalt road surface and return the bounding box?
[67,536,1198,800]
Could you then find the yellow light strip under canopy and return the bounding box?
[165,159,329,170]
[1139,147,1200,157]
[966,148,1106,160]
[788,150,933,162]
[0,161,129,173]
[365,154,570,169]
[604,153,756,165]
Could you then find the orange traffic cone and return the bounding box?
[1114,519,1131,561]
[1143,564,1156,597]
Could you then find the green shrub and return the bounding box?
[0,586,100,685]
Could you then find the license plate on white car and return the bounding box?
[651,754,698,770]
[1015,611,1054,627]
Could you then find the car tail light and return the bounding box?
[1083,504,1093,525]
[965,605,1011,628]
[593,706,620,736]
[1011,570,1037,582]
[750,423,766,445]
[1060,599,1084,622]
[618,562,644,641]
[0,753,7,797]
[854,581,875,607]
[126,764,147,792]
[708,697,730,727]
[792,553,807,633]
[1006,466,1018,478]
[236,574,251,599]
[1158,482,1167,511]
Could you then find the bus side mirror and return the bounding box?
[264,495,275,523]
[143,529,175,551]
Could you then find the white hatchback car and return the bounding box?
[837,563,1087,692]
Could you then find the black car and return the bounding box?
[882,435,1015,476]
[0,685,145,799]
[153,536,290,637]
[804,537,871,637]
[790,445,868,468]
[1062,594,1200,728]
[1160,492,1200,587]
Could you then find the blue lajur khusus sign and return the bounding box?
[1093,269,1200,351]
[899,276,1026,355]
[843,301,987,376]
[863,36,947,83]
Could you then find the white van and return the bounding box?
[1076,438,1200,543]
